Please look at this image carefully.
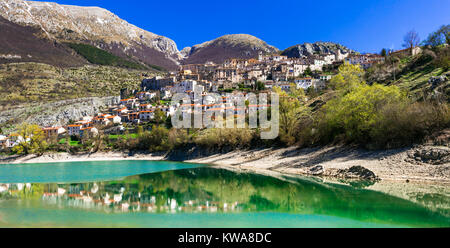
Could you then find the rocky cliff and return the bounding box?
[181,34,280,64]
[0,96,120,128]
[0,0,181,70]
[281,42,356,58]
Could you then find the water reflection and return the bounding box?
[1,167,449,227]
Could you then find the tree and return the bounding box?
[137,125,144,134]
[12,123,47,155]
[139,125,170,152]
[424,24,450,47]
[273,86,310,145]
[303,67,312,77]
[330,62,365,93]
[322,83,407,145]
[153,109,167,126]
[289,83,306,100]
[255,81,265,91]
[403,30,420,54]
[380,48,387,57]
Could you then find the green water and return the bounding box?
[0,161,449,228]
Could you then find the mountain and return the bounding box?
[281,42,356,58]
[0,15,85,67]
[0,0,181,70]
[181,34,280,64]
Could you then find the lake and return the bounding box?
[0,160,449,228]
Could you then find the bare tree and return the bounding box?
[403,30,420,54]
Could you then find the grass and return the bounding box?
[66,43,148,70]
[366,47,449,102]
[108,133,139,139]
[58,138,81,147]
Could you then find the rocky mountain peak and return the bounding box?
[281,41,356,58]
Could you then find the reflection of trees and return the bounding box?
[1,168,449,227]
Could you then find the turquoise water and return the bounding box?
[0,161,449,228]
[0,160,203,183]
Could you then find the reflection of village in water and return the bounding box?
[0,181,243,214]
[1,167,449,228]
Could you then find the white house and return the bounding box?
[42,127,66,137]
[295,78,313,89]
[0,135,11,149]
[106,115,122,124]
[139,110,155,121]
[68,124,83,136]
[137,91,157,101]
[175,80,197,93]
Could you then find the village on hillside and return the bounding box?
[0,51,386,149]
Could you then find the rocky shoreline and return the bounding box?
[1,145,449,184]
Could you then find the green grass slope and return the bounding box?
[365,46,449,102]
[66,43,149,70]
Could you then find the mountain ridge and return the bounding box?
[0,0,359,70]
[281,41,356,58]
[181,34,280,64]
[0,0,181,70]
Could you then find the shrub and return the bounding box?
[167,128,190,149]
[318,83,406,145]
[138,125,170,152]
[316,82,450,148]
[370,102,450,148]
[195,127,255,150]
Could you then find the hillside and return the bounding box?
[365,46,449,102]
[0,0,181,70]
[0,62,157,107]
[65,43,149,70]
[181,34,279,64]
[0,16,85,67]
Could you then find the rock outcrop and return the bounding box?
[334,166,380,181]
[0,96,120,127]
[281,41,355,58]
[407,146,450,165]
[429,75,448,89]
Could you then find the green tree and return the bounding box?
[153,109,167,126]
[303,67,312,77]
[380,48,387,57]
[137,125,144,135]
[140,125,170,152]
[330,62,365,93]
[255,81,265,91]
[424,24,450,47]
[12,123,47,155]
[321,82,407,144]
[273,86,310,145]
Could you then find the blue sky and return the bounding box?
[33,0,449,53]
